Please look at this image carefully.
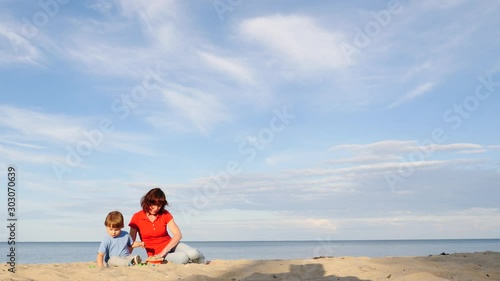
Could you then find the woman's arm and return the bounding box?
[158,218,182,258]
[129,227,138,253]
[129,227,138,241]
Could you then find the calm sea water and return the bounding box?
[3,239,500,264]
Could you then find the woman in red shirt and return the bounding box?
[129,188,205,264]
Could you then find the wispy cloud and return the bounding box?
[0,21,46,66]
[0,105,156,160]
[240,15,349,73]
[0,105,88,144]
[64,39,154,78]
[115,0,183,52]
[86,0,114,14]
[197,50,255,84]
[330,140,488,155]
[387,82,435,109]
[145,85,230,134]
[175,139,496,201]
[418,0,468,10]
[0,145,65,164]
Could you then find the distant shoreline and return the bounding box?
[8,238,500,243]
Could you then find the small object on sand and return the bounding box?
[440,252,449,256]
[146,255,164,264]
[89,265,96,268]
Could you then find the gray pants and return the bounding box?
[165,242,205,264]
[107,255,135,267]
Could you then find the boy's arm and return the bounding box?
[131,241,144,248]
[127,232,144,253]
[96,252,105,267]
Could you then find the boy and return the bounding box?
[97,211,144,267]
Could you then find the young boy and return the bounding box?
[97,211,144,267]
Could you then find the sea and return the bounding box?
[3,239,500,264]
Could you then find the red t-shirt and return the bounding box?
[129,210,173,256]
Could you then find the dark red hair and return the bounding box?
[141,188,169,213]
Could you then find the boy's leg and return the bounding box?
[131,255,142,265]
[107,256,131,267]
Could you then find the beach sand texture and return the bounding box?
[2,251,499,281]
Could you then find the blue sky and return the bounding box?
[0,0,499,242]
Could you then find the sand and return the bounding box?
[2,251,499,281]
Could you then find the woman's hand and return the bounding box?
[147,254,164,261]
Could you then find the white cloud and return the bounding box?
[324,154,401,165]
[240,15,349,73]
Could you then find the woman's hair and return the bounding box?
[141,187,169,213]
[105,211,124,228]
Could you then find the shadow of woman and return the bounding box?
[183,262,373,281]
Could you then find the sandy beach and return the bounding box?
[2,251,498,281]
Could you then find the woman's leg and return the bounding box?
[164,251,189,264]
[169,242,205,264]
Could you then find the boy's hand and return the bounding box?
[132,241,145,248]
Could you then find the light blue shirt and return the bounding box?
[98,230,133,262]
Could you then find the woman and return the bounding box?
[129,188,205,264]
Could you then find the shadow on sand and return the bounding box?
[182,261,373,281]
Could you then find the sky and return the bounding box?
[0,0,499,242]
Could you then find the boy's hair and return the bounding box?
[141,187,169,213]
[104,211,124,228]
